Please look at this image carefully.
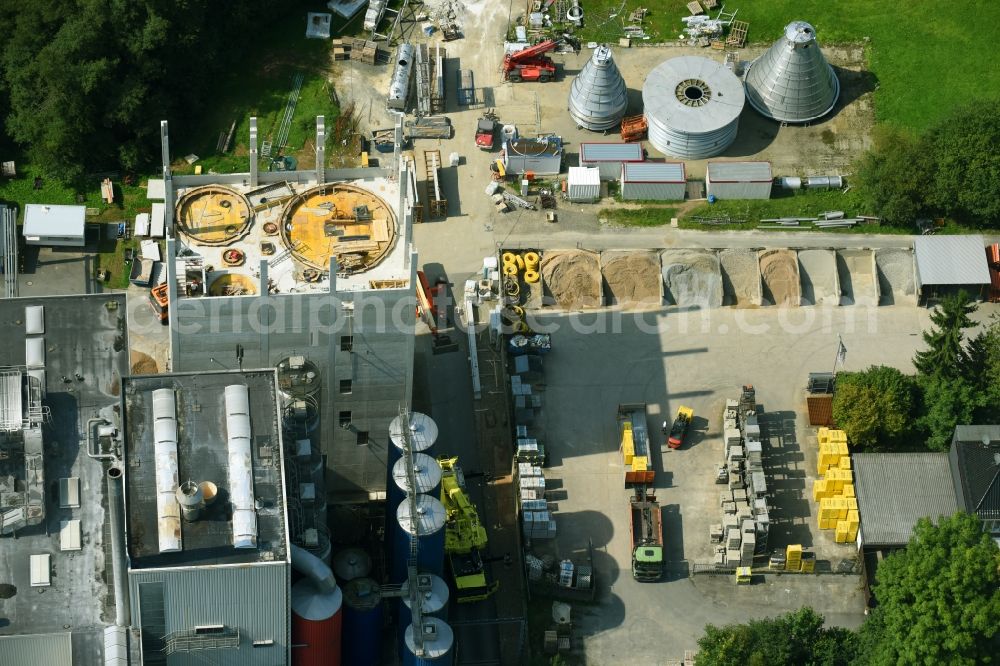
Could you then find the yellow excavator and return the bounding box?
[438,456,499,602]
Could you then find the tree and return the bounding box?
[924,102,1000,228]
[696,607,857,666]
[831,366,919,450]
[965,315,1000,423]
[912,291,977,379]
[918,374,981,451]
[854,127,933,226]
[861,513,1000,665]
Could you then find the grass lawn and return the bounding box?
[575,0,1000,131]
[599,206,678,227]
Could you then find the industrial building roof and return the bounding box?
[950,425,1000,520]
[123,370,288,569]
[0,294,130,666]
[853,453,959,547]
[567,166,600,185]
[706,161,773,183]
[622,162,686,183]
[579,142,644,162]
[22,204,85,239]
[914,235,991,286]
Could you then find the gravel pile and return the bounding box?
[875,248,916,305]
[661,250,723,308]
[759,249,801,306]
[540,250,603,309]
[719,248,762,306]
[797,249,839,305]
[602,251,662,308]
[836,250,878,305]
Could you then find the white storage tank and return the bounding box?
[388,43,415,110]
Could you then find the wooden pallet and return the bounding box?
[726,20,749,48]
[687,1,704,16]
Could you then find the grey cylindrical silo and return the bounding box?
[568,45,629,131]
[744,21,840,123]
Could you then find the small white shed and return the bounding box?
[567,167,601,202]
[22,204,86,247]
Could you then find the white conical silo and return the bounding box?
[744,21,840,123]
[568,45,629,131]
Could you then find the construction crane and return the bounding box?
[438,457,499,602]
[502,39,561,83]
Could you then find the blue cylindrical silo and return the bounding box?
[389,452,443,517]
[398,572,450,655]
[340,577,383,666]
[404,617,454,666]
[392,494,446,583]
[389,412,438,468]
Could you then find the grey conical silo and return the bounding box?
[568,45,629,131]
[744,21,840,123]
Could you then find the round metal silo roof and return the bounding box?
[642,56,745,159]
[744,21,840,123]
[568,45,629,131]
[392,452,443,495]
[396,494,446,537]
[390,411,438,453]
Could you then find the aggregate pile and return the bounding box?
[719,248,762,306]
[540,250,603,309]
[836,250,878,305]
[661,250,723,308]
[875,248,916,305]
[759,250,801,306]
[601,251,662,308]
[797,249,839,306]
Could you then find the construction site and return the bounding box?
[2,1,1000,665]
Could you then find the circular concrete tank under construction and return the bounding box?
[279,183,397,274]
[392,494,446,583]
[291,578,343,666]
[744,21,840,123]
[175,185,253,245]
[642,56,745,159]
[403,617,454,665]
[208,273,257,296]
[341,578,384,666]
[568,45,628,131]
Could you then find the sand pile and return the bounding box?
[875,248,915,305]
[836,250,878,305]
[759,250,800,306]
[719,248,762,306]
[661,250,723,308]
[540,250,603,309]
[797,249,839,306]
[601,251,662,308]
[130,350,158,374]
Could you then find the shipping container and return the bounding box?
[566,167,600,202]
[620,162,686,201]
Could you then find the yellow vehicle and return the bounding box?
[438,456,499,602]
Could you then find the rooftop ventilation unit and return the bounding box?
[743,21,840,123]
[152,388,182,552]
[224,384,258,549]
[568,45,628,131]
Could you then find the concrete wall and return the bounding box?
[128,562,289,666]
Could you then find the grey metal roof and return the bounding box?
[568,46,628,131]
[22,204,85,239]
[950,425,1000,520]
[914,235,991,286]
[707,161,772,182]
[853,453,959,547]
[0,633,73,665]
[622,162,686,183]
[579,142,644,162]
[744,21,840,123]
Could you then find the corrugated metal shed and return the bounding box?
[567,167,601,202]
[0,633,73,665]
[621,163,686,201]
[706,161,773,200]
[853,453,958,547]
[914,235,991,287]
[580,142,644,180]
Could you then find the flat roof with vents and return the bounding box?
[123,369,288,569]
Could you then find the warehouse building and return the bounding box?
[0,294,130,666]
[705,161,773,200]
[22,203,86,246]
[158,117,417,503]
[913,235,992,304]
[620,162,686,201]
[579,142,644,180]
[949,425,1000,538]
[123,370,291,666]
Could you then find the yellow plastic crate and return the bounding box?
[848,509,859,524]
[835,521,850,543]
[844,483,855,498]
[830,475,845,492]
[784,559,801,572]
[838,456,852,470]
[812,480,828,501]
[832,498,848,519]
[829,429,847,443]
[848,526,859,541]
[820,517,836,530]
[800,555,816,573]
[847,497,858,512]
[621,425,635,464]
[818,427,830,442]
[786,544,802,558]
[836,441,849,456]
[633,455,648,471]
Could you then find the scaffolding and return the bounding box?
[423,151,447,219]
